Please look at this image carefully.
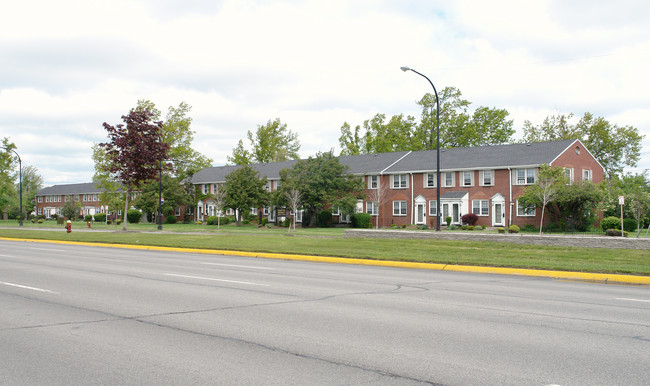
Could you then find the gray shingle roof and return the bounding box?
[36,182,105,196]
[191,139,582,183]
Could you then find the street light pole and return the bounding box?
[2,146,23,226]
[400,66,441,231]
[158,134,163,231]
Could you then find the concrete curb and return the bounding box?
[2,236,649,285]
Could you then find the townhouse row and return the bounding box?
[35,139,604,228]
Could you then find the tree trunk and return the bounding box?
[539,204,545,235]
[123,189,129,231]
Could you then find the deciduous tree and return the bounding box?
[518,165,568,234]
[228,118,300,165]
[224,165,268,226]
[100,108,170,231]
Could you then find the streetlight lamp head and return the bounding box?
[400,66,411,72]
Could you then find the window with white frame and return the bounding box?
[264,181,271,191]
[203,184,208,194]
[472,200,489,216]
[582,169,592,182]
[424,173,437,188]
[480,170,494,186]
[368,175,379,189]
[564,168,574,184]
[226,208,234,215]
[443,172,455,187]
[462,171,474,187]
[366,201,378,216]
[517,200,536,216]
[45,196,49,203]
[428,200,437,216]
[38,208,42,215]
[393,201,407,216]
[391,174,408,189]
[175,207,181,216]
[516,168,536,185]
[38,196,43,203]
[331,207,341,216]
[250,207,257,215]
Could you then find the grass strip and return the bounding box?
[1,228,648,276]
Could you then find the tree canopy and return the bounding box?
[339,87,515,155]
[0,138,18,217]
[100,107,170,230]
[522,112,644,178]
[277,152,365,226]
[228,118,300,165]
[224,165,268,225]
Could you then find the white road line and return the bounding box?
[0,254,15,258]
[201,262,274,270]
[0,281,59,294]
[616,298,650,303]
[164,273,270,287]
[29,247,65,252]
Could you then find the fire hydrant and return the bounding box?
[87,221,91,228]
[65,220,72,233]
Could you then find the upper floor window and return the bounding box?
[480,170,494,186]
[582,169,592,182]
[391,174,408,189]
[424,173,437,188]
[462,171,474,187]
[37,196,43,203]
[368,175,379,189]
[515,168,536,185]
[443,172,455,187]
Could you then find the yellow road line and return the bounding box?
[2,236,649,285]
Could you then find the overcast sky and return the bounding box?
[1,0,649,187]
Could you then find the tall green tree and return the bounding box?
[0,138,17,220]
[100,107,170,231]
[92,143,124,222]
[522,112,644,178]
[228,118,300,165]
[600,172,650,228]
[134,174,191,221]
[518,165,569,234]
[136,100,213,182]
[278,152,364,227]
[339,87,515,155]
[61,195,82,221]
[224,165,268,225]
[20,165,43,217]
[549,181,602,232]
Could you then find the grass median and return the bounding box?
[1,227,648,276]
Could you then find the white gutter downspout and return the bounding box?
[508,168,512,227]
[411,173,414,225]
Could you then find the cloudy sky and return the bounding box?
[1,0,649,187]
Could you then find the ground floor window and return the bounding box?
[517,200,536,216]
[472,200,489,216]
[428,200,437,216]
[366,201,378,216]
[393,201,407,216]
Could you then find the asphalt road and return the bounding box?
[1,239,649,385]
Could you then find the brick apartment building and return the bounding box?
[192,139,604,228]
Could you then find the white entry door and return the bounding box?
[416,203,426,225]
[492,202,504,226]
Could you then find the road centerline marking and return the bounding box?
[0,281,59,294]
[29,247,65,252]
[201,262,274,270]
[616,298,650,303]
[164,273,270,287]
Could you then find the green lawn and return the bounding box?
[1,222,648,276]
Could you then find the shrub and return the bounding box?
[261,218,269,226]
[418,224,428,230]
[606,229,628,237]
[600,216,620,233]
[623,218,637,232]
[497,227,505,233]
[206,216,218,225]
[106,220,112,225]
[522,223,537,232]
[467,225,474,230]
[508,225,520,233]
[37,218,43,224]
[84,214,93,222]
[116,219,123,225]
[351,213,372,228]
[301,213,311,227]
[448,224,457,230]
[197,220,202,225]
[461,225,468,230]
[242,219,251,225]
[282,217,292,227]
[164,215,177,224]
[94,213,106,223]
[461,213,479,226]
[51,214,59,220]
[317,210,332,228]
[127,209,142,224]
[445,216,452,227]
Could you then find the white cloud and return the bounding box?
[1,0,649,186]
